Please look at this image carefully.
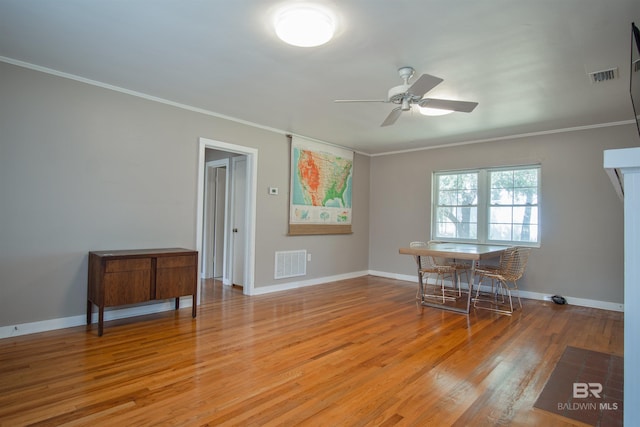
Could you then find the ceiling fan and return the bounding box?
[334,66,478,127]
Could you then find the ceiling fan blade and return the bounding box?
[408,74,443,97]
[419,98,478,113]
[334,99,387,103]
[381,107,403,127]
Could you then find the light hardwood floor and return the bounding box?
[0,276,623,426]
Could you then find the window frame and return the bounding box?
[431,164,541,247]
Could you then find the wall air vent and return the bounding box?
[588,67,619,83]
[274,250,307,279]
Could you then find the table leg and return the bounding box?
[192,294,197,318]
[416,256,425,303]
[464,261,476,313]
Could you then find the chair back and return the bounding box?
[410,241,427,266]
[427,241,449,265]
[411,241,447,269]
[502,247,531,281]
[498,247,518,270]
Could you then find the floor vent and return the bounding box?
[274,250,307,279]
[588,67,618,83]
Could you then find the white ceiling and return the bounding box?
[1,0,639,155]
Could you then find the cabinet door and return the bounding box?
[155,255,197,299]
[103,258,151,306]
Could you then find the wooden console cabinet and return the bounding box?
[87,248,198,336]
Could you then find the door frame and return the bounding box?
[196,137,258,298]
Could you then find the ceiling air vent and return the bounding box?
[588,67,618,83]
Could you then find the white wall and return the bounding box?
[368,124,639,305]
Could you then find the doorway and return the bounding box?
[202,159,228,280]
[196,137,258,302]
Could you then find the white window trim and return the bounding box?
[431,165,541,247]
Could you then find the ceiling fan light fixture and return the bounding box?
[274,3,336,47]
[418,106,454,116]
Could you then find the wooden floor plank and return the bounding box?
[0,276,623,426]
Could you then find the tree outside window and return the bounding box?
[433,166,540,245]
[435,172,477,240]
[489,168,539,243]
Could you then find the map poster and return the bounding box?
[289,136,354,235]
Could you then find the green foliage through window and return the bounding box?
[433,166,540,245]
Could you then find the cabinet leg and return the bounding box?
[86,300,92,325]
[192,294,197,318]
[98,306,104,337]
[175,297,180,310]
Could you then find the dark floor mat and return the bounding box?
[534,346,623,426]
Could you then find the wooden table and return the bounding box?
[399,242,510,314]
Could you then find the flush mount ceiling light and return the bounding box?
[418,105,454,116]
[274,3,336,47]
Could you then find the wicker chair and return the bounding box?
[410,241,458,303]
[428,241,471,296]
[473,247,531,314]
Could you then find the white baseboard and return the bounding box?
[367,270,624,312]
[0,270,623,340]
[251,270,370,295]
[0,296,194,339]
[368,270,416,283]
[521,291,624,312]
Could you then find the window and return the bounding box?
[488,168,539,243]
[434,172,478,240]
[432,165,540,245]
